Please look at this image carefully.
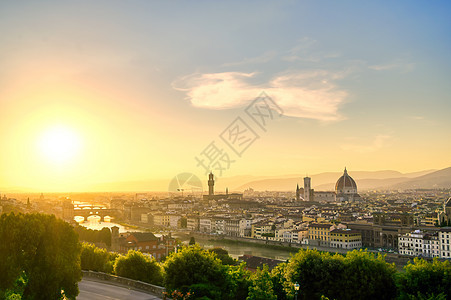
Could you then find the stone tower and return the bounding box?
[208,172,215,196]
[304,177,311,202]
[111,226,120,251]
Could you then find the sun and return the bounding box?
[37,125,83,164]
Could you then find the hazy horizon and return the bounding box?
[1,167,446,194]
[1,1,450,192]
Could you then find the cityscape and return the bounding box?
[1,1,450,300]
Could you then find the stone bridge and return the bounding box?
[73,208,120,222]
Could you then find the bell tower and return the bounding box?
[304,177,311,201]
[208,172,215,196]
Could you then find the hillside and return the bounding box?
[233,169,441,191]
[390,167,451,189]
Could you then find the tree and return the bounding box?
[284,249,344,300]
[0,213,82,300]
[270,263,289,300]
[209,248,236,265]
[396,258,451,299]
[247,265,277,300]
[1,272,27,300]
[180,217,187,229]
[98,227,112,247]
[74,225,111,247]
[163,244,230,299]
[227,262,251,300]
[189,237,196,245]
[284,248,397,300]
[340,250,397,300]
[80,243,117,273]
[114,250,163,285]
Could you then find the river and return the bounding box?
[77,218,298,261]
[75,216,143,233]
[186,236,298,261]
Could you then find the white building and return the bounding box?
[239,219,252,237]
[224,218,240,237]
[439,228,451,259]
[199,217,212,233]
[398,230,440,258]
[153,213,170,227]
[275,228,290,242]
[186,216,199,231]
[168,215,181,229]
[211,218,224,235]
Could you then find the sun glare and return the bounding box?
[37,125,82,164]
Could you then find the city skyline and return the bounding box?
[1,1,450,192]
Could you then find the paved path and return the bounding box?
[78,279,161,300]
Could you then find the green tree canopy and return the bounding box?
[340,250,397,300]
[247,264,277,300]
[396,258,451,299]
[80,242,117,273]
[163,244,230,299]
[0,213,81,300]
[74,225,111,247]
[114,250,163,285]
[285,249,344,300]
[270,263,289,300]
[208,248,236,265]
[284,249,397,300]
[227,262,251,300]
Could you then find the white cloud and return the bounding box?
[340,135,392,153]
[222,51,277,67]
[368,61,414,73]
[283,37,341,62]
[173,70,348,121]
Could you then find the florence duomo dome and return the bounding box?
[335,168,360,202]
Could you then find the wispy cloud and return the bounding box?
[173,70,348,121]
[368,61,414,73]
[283,37,341,62]
[222,51,277,67]
[340,135,392,153]
[407,115,425,120]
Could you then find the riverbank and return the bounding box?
[80,221,413,269]
[185,232,412,270]
[207,237,301,252]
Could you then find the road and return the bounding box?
[78,279,162,300]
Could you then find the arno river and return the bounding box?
[77,217,298,261]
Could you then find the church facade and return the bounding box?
[438,197,451,226]
[296,168,360,203]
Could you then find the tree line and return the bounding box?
[81,241,451,300]
[0,212,450,300]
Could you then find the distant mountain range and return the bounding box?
[2,167,450,193]
[233,168,451,192]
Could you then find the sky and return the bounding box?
[0,1,450,192]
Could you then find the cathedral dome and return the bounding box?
[335,168,357,194]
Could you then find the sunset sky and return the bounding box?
[1,1,450,192]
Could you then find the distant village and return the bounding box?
[1,168,451,261]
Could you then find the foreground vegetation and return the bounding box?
[0,213,81,300]
[82,242,451,300]
[1,212,450,300]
